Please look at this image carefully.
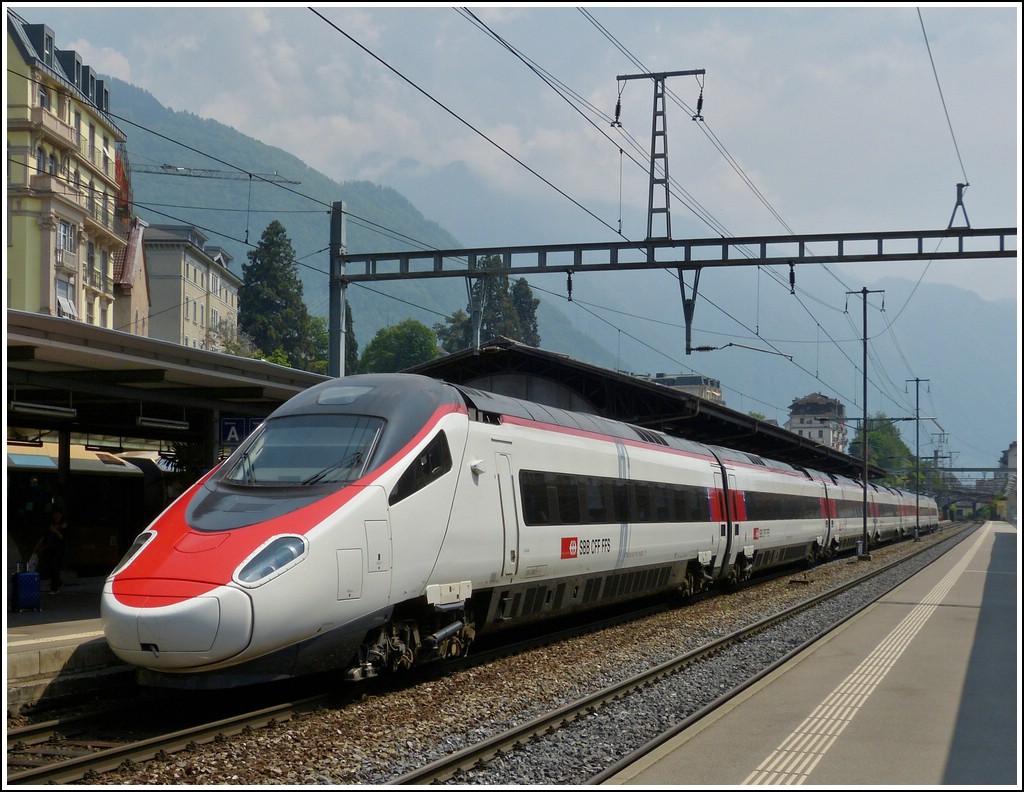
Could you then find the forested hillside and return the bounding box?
[110,76,613,365]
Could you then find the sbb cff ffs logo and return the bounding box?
[561,536,611,558]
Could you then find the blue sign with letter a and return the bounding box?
[221,417,247,446]
[221,417,264,445]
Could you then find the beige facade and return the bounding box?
[650,374,725,406]
[785,392,848,453]
[112,217,151,337]
[143,225,241,351]
[6,10,127,328]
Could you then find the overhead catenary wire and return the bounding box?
[308,9,924,422]
[918,8,969,186]
[16,4,954,426]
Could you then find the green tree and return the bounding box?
[238,220,315,370]
[433,308,473,353]
[307,301,358,376]
[359,318,440,373]
[511,277,540,347]
[307,315,329,375]
[848,413,915,488]
[433,255,540,352]
[344,300,359,376]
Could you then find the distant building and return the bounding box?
[112,217,151,336]
[649,374,725,406]
[143,225,242,350]
[998,441,1017,524]
[6,9,129,328]
[785,393,848,453]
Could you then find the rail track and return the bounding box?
[391,524,974,784]
[5,523,970,785]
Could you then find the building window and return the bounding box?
[35,147,45,174]
[58,220,76,251]
[48,153,58,175]
[56,279,78,319]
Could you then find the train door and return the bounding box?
[820,479,835,553]
[495,452,520,578]
[711,467,736,577]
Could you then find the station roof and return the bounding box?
[6,309,329,444]
[6,312,879,480]
[409,337,882,480]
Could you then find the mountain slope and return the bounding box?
[107,77,1015,470]
[111,78,574,357]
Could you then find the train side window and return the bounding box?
[388,432,452,506]
[519,470,549,525]
[583,477,608,522]
[609,480,628,522]
[554,474,581,524]
[652,484,671,521]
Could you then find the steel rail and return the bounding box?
[388,524,974,785]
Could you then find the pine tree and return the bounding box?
[344,299,359,375]
[432,255,541,352]
[238,221,315,369]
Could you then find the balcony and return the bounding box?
[30,106,78,148]
[84,268,114,295]
[83,200,127,244]
[29,173,84,207]
[54,247,78,276]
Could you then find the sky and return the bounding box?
[6,3,1022,471]
[11,3,1019,297]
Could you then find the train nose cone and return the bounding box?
[101,581,253,670]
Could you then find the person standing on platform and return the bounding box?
[41,507,68,593]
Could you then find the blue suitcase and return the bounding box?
[10,571,42,612]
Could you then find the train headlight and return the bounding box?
[236,535,307,586]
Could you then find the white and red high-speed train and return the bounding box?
[101,373,939,689]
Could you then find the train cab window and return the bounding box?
[221,414,382,486]
[389,432,452,505]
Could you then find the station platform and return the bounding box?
[4,576,132,717]
[605,521,1020,787]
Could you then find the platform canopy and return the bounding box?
[408,337,883,480]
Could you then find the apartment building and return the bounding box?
[785,392,848,453]
[6,10,128,328]
[143,225,241,351]
[649,374,725,406]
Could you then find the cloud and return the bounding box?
[64,38,132,82]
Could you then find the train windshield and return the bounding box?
[221,414,383,486]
